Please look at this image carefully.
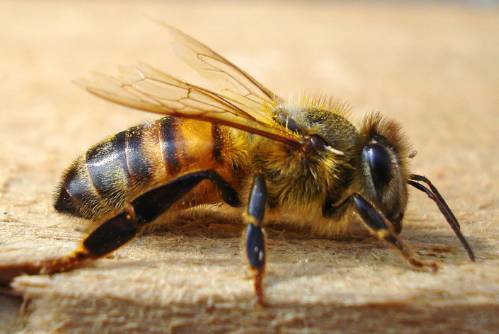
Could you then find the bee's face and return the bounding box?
[358,117,410,234]
[362,138,407,232]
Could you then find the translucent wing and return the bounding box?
[161,22,283,116]
[77,63,301,146]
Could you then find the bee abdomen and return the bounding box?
[54,155,116,219]
[54,117,247,220]
[54,122,157,219]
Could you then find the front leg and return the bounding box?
[242,175,267,306]
[325,193,438,271]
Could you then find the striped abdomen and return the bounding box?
[54,117,248,220]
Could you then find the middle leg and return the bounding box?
[242,174,268,306]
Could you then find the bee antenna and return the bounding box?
[408,174,475,261]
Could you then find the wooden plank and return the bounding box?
[1,2,498,333]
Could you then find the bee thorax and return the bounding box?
[253,139,340,209]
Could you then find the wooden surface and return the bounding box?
[1,2,499,333]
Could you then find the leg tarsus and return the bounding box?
[383,233,439,272]
[350,193,438,271]
[253,269,267,307]
[0,248,92,287]
[40,248,92,275]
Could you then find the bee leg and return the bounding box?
[40,205,138,274]
[325,193,438,271]
[16,170,241,278]
[242,175,267,306]
[350,193,438,271]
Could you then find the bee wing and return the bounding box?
[77,63,301,145]
[161,22,283,114]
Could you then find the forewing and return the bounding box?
[161,22,283,114]
[77,64,300,145]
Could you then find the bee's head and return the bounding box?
[357,113,410,233]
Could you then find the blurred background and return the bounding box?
[1,1,498,332]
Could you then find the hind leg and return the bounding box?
[0,170,240,283]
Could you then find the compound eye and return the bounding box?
[362,143,393,190]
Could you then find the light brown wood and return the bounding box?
[1,2,498,333]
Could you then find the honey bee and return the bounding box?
[0,23,474,306]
